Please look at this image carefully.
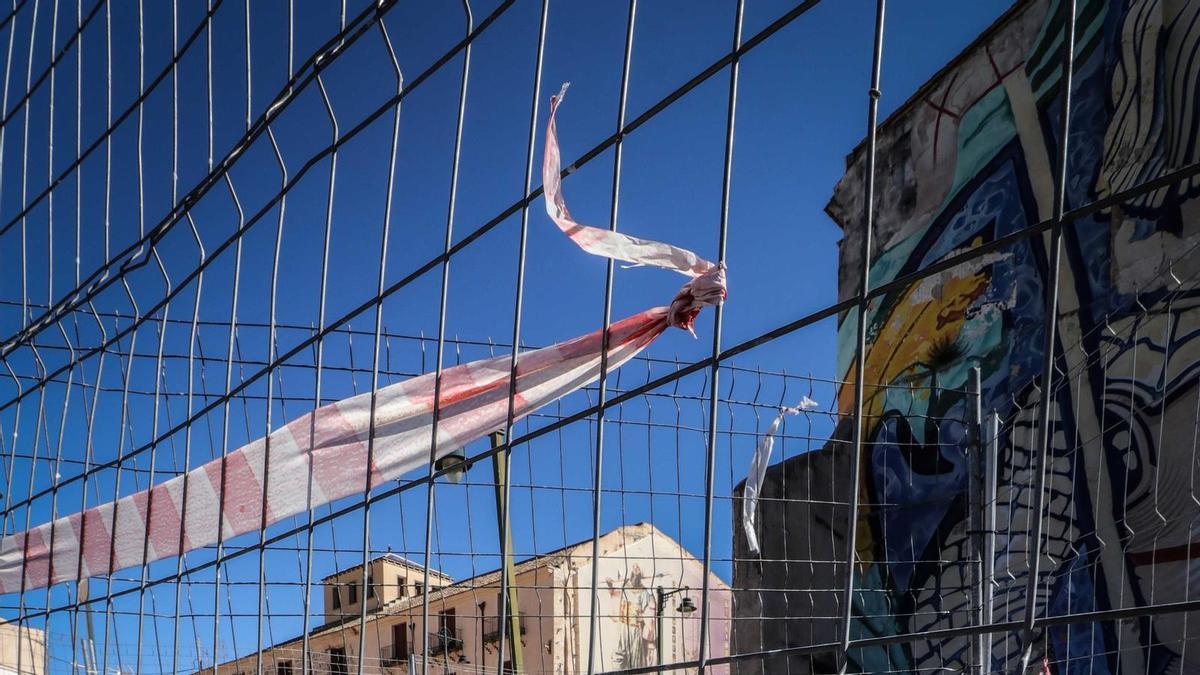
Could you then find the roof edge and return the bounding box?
[841,0,1031,164]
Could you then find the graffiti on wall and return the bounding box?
[826,0,1200,672]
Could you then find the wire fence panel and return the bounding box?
[1,0,1200,674]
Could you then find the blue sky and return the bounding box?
[0,0,1014,669]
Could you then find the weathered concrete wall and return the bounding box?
[731,438,850,675]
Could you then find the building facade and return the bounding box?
[0,623,45,675]
[215,524,730,674]
[736,0,1200,673]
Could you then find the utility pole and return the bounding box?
[490,431,524,673]
[79,578,98,674]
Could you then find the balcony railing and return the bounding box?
[427,628,463,656]
[380,644,408,668]
[481,616,527,643]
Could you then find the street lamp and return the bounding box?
[655,586,696,672]
[434,448,470,483]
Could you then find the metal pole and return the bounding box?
[587,5,637,673]
[496,3,549,673]
[967,367,983,675]
[1020,0,1076,670]
[353,10,409,673]
[982,411,1000,671]
[653,586,690,672]
[656,588,665,673]
[697,0,743,671]
[418,4,476,674]
[491,431,524,674]
[80,578,96,675]
[840,1,886,672]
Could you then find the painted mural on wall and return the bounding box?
[605,563,657,669]
[825,0,1200,672]
[596,561,731,674]
[567,527,732,674]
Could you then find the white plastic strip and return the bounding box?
[742,396,818,555]
[543,83,715,278]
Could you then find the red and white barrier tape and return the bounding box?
[0,84,726,594]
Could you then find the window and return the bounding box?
[391,623,409,662]
[329,647,348,675]
[331,586,341,611]
[397,575,406,598]
[348,581,358,605]
[440,607,457,636]
[368,574,377,599]
[277,660,293,675]
[414,581,423,596]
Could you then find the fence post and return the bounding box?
[967,367,983,675]
[491,430,524,674]
[982,411,1000,673]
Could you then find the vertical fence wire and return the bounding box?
[1016,0,1076,671]
[583,1,636,673]
[697,1,743,673]
[494,5,549,674]
[839,0,885,671]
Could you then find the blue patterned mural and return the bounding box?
[825,0,1200,672]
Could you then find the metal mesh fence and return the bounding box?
[1,0,1200,674]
